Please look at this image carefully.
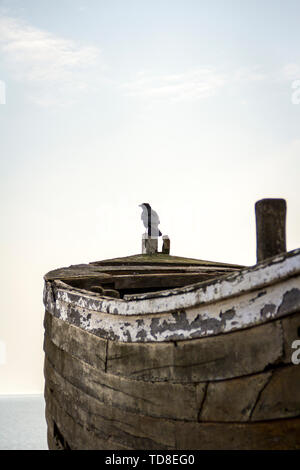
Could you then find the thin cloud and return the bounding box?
[0,14,102,105]
[121,69,226,103]
[120,66,267,103]
[232,66,267,83]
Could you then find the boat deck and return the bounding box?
[45,253,244,299]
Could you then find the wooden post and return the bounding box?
[162,236,170,254]
[142,235,158,255]
[255,198,287,263]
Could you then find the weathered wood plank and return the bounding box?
[45,315,299,424]
[251,365,300,421]
[47,428,63,451]
[281,311,300,363]
[199,371,272,422]
[174,418,300,450]
[162,236,170,255]
[45,392,131,450]
[102,288,120,298]
[255,198,286,263]
[107,266,238,273]
[107,320,283,382]
[44,273,300,343]
[45,266,113,283]
[114,272,219,290]
[91,253,243,268]
[43,249,300,344]
[45,384,300,449]
[64,278,114,291]
[46,264,239,278]
[44,311,107,371]
[45,409,65,450]
[43,336,204,420]
[45,367,175,449]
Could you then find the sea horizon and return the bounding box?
[0,394,48,450]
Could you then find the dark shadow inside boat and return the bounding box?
[45,253,244,300]
[62,271,232,299]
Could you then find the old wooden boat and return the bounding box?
[43,199,300,450]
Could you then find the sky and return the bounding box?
[0,0,300,394]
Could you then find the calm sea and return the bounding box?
[0,394,48,450]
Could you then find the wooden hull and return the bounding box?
[43,249,300,449]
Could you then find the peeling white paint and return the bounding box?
[47,249,300,316]
[46,274,300,342]
[43,249,300,342]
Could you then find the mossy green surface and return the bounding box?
[95,253,243,268]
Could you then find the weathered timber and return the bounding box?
[45,310,295,386]
[255,198,287,263]
[44,341,300,449]
[47,426,64,451]
[91,253,244,268]
[44,265,113,284]
[199,371,272,422]
[45,383,300,450]
[45,409,66,450]
[113,272,220,290]
[142,237,158,255]
[45,376,176,449]
[162,236,170,255]
[44,337,204,420]
[44,268,300,342]
[174,418,300,450]
[45,260,241,289]
[106,320,283,382]
[45,396,132,450]
[102,288,120,298]
[281,311,300,363]
[44,311,107,371]
[90,285,104,294]
[43,240,300,450]
[250,365,300,421]
[46,311,299,425]
[88,265,240,273]
[46,249,300,314]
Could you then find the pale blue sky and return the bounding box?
[0,0,300,393]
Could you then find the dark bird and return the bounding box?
[139,203,162,237]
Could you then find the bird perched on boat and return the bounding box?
[139,203,162,237]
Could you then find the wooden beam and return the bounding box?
[255,198,287,263]
[113,272,223,290]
